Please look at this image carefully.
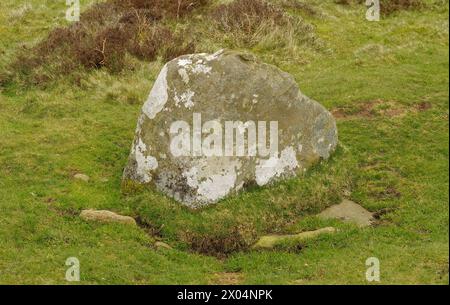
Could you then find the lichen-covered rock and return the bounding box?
[123,50,338,208]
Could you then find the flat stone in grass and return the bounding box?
[155,241,173,250]
[80,209,136,226]
[252,227,336,250]
[318,199,374,227]
[123,50,338,207]
[73,173,90,182]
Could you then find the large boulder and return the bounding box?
[123,50,338,208]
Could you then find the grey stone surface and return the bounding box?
[318,199,374,227]
[123,50,338,207]
[80,210,136,225]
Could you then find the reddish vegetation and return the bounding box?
[115,0,210,19]
[182,224,257,257]
[416,101,433,111]
[332,99,433,120]
[380,0,424,15]
[11,0,209,83]
[332,100,404,119]
[7,0,319,86]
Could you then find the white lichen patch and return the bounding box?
[197,170,237,203]
[174,89,195,109]
[134,138,158,183]
[255,146,299,186]
[176,54,213,77]
[181,159,241,204]
[177,58,193,67]
[191,63,212,75]
[183,166,199,189]
[178,68,190,84]
[142,64,168,119]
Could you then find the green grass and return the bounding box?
[0,0,448,284]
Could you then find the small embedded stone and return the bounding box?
[80,209,136,226]
[318,199,374,227]
[252,227,336,249]
[74,173,90,182]
[155,241,173,250]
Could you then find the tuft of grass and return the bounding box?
[212,0,287,36]
[210,0,321,50]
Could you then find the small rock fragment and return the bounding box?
[155,241,173,250]
[74,173,90,182]
[318,199,374,227]
[80,209,136,225]
[252,227,336,249]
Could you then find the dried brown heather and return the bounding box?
[211,0,286,36]
[8,0,320,86]
[10,0,210,85]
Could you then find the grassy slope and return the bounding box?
[0,0,448,284]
